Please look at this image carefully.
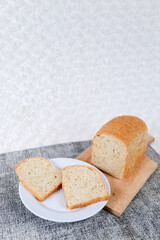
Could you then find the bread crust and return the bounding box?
[20,179,61,201]
[94,116,148,148]
[66,196,109,210]
[92,116,148,179]
[62,165,109,210]
[15,157,62,201]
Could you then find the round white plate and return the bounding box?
[19,158,110,222]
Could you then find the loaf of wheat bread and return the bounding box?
[62,165,109,209]
[15,157,62,201]
[91,116,149,179]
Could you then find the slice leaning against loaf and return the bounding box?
[62,165,109,210]
[15,157,62,201]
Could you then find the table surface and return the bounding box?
[0,1,160,155]
[1,140,160,240]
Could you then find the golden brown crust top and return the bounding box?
[94,116,148,147]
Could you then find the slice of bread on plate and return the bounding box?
[91,115,149,179]
[15,157,62,201]
[62,165,109,210]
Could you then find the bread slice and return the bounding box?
[91,116,149,179]
[15,157,62,201]
[62,165,109,209]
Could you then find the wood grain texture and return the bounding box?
[76,135,158,216]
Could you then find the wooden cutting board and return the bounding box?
[76,135,158,217]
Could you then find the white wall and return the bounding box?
[0,0,160,154]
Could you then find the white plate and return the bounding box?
[19,158,110,222]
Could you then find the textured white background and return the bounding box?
[0,0,160,154]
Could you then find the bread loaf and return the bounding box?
[62,165,109,209]
[15,157,62,201]
[91,116,148,179]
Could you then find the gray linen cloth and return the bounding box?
[0,141,160,240]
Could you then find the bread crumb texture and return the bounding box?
[15,157,62,201]
[62,165,109,209]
